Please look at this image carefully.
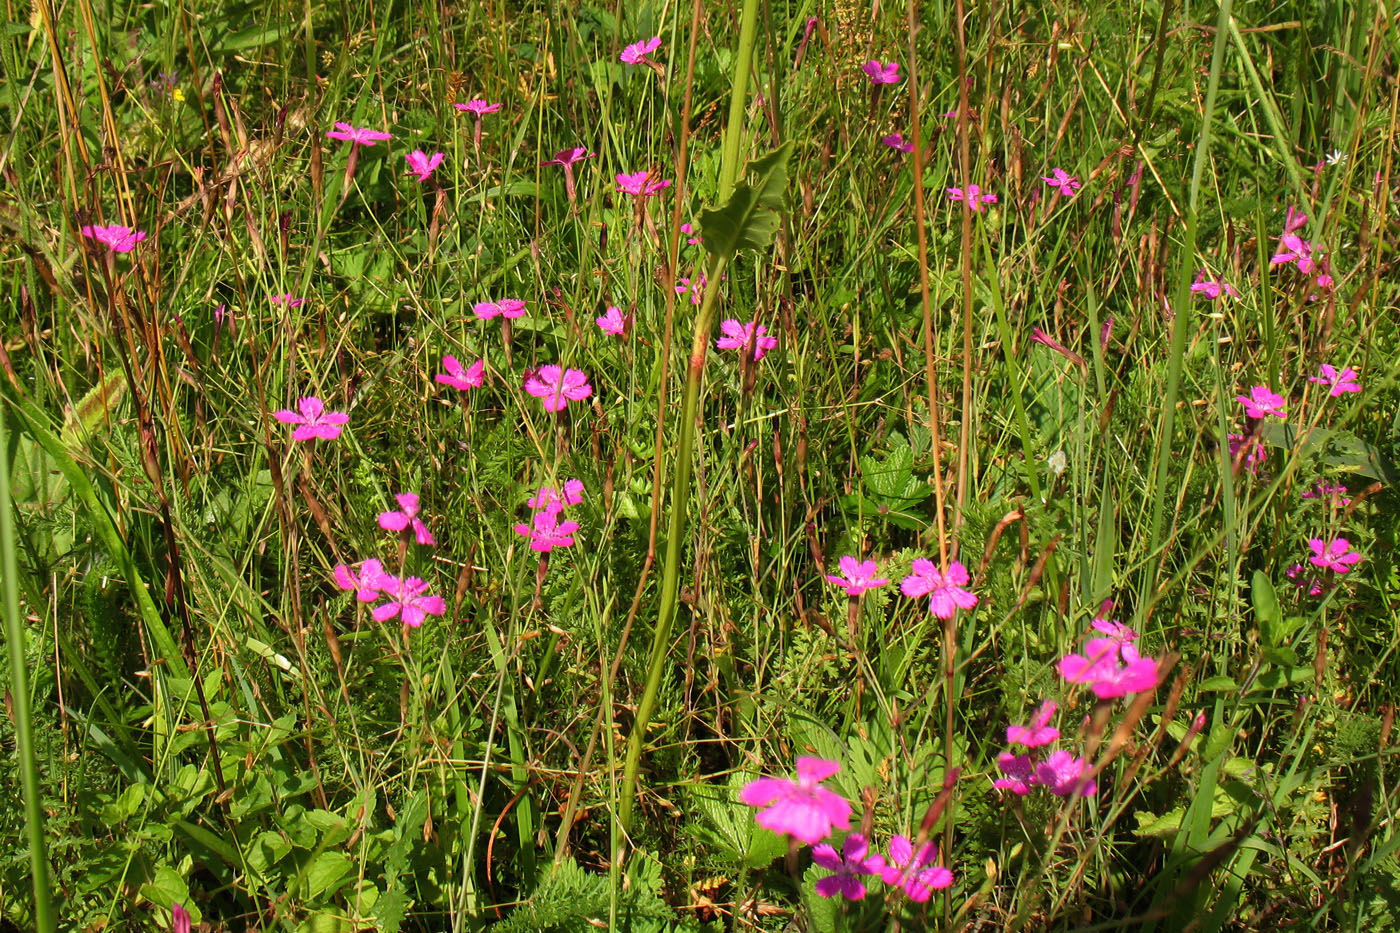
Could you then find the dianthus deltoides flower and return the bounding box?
[371,576,446,628]
[880,835,954,902]
[739,756,851,844]
[524,365,592,412]
[901,558,977,618]
[1058,625,1160,699]
[273,397,349,440]
[80,223,148,252]
[812,834,884,900]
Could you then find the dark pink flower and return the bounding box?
[1035,750,1097,797]
[880,836,953,902]
[1058,637,1160,699]
[379,493,436,546]
[1308,537,1362,573]
[80,223,148,252]
[1190,272,1240,300]
[1301,482,1349,505]
[739,756,852,844]
[404,150,445,182]
[1236,385,1286,419]
[540,147,594,167]
[527,479,585,514]
[596,305,629,335]
[1282,205,1308,233]
[325,122,392,146]
[900,559,977,619]
[825,556,890,596]
[680,222,701,245]
[616,170,672,197]
[812,834,884,900]
[946,184,997,211]
[1006,699,1059,748]
[454,99,501,115]
[1041,168,1080,196]
[273,397,349,441]
[620,36,662,64]
[1308,364,1361,396]
[172,905,191,933]
[333,559,388,602]
[435,355,485,390]
[1271,234,1317,274]
[474,298,528,319]
[524,365,592,412]
[993,752,1036,795]
[514,509,580,552]
[270,293,305,307]
[881,133,914,153]
[1228,433,1266,471]
[715,319,777,361]
[862,60,902,84]
[1287,563,1325,596]
[371,576,446,628]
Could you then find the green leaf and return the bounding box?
[305,851,353,900]
[1258,423,1400,485]
[1197,675,1238,693]
[1251,570,1281,647]
[699,141,793,260]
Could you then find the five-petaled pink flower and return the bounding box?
[620,36,662,64]
[881,133,914,153]
[900,559,977,619]
[436,355,485,390]
[371,576,446,628]
[333,559,388,601]
[715,319,778,361]
[325,122,392,146]
[880,836,953,902]
[1308,537,1362,573]
[524,365,592,412]
[80,223,147,252]
[993,753,1036,795]
[739,756,852,844]
[1035,750,1098,797]
[1271,234,1317,274]
[862,60,902,84]
[378,493,436,546]
[404,150,445,182]
[270,293,305,307]
[474,298,528,320]
[1309,364,1361,397]
[1058,632,1160,699]
[274,397,349,441]
[1190,272,1240,300]
[541,147,594,167]
[1302,482,1349,505]
[1236,385,1286,419]
[527,479,585,514]
[825,555,890,596]
[1041,168,1080,196]
[812,834,884,901]
[616,170,672,197]
[596,305,629,335]
[1006,699,1059,748]
[946,185,997,211]
[514,508,580,552]
[454,99,501,115]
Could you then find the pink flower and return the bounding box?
[1309,364,1361,396]
[900,559,977,619]
[324,122,392,146]
[993,753,1036,795]
[273,397,349,441]
[880,836,953,902]
[1090,617,1141,661]
[620,36,662,64]
[946,184,997,211]
[881,133,914,153]
[1030,328,1087,370]
[1006,700,1059,748]
[1041,168,1080,196]
[739,756,852,844]
[333,559,388,602]
[270,293,305,307]
[524,365,592,412]
[1271,234,1316,274]
[861,60,902,84]
[1308,537,1362,573]
[1035,750,1097,797]
[454,99,501,115]
[79,223,147,252]
[1287,563,1325,596]
[680,222,701,245]
[616,170,672,197]
[1283,205,1308,233]
[1190,272,1240,300]
[514,508,580,553]
[1228,433,1266,470]
[540,147,594,167]
[172,905,191,933]
[825,556,890,596]
[371,576,446,628]
[596,305,629,335]
[812,834,884,901]
[378,493,436,546]
[1301,482,1349,505]
[404,150,445,182]
[474,298,528,319]
[527,479,585,514]
[1058,637,1160,699]
[676,275,708,306]
[715,319,778,361]
[435,355,485,390]
[1236,386,1286,419]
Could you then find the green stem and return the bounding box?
[0,405,56,933]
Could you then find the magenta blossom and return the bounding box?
[739,756,852,844]
[325,122,392,146]
[524,365,592,412]
[1271,234,1317,274]
[1058,636,1160,699]
[527,479,585,514]
[379,493,436,546]
[332,559,388,602]
[1190,272,1240,300]
[620,36,662,64]
[1283,205,1308,233]
[541,146,593,167]
[436,355,485,391]
[270,293,305,307]
[172,904,191,933]
[1035,750,1098,797]
[404,150,445,182]
[273,397,349,441]
[371,576,446,628]
[1006,699,1059,748]
[1301,482,1349,505]
[514,509,579,553]
[676,275,709,306]
[1308,537,1362,573]
[1287,563,1325,596]
[454,99,501,115]
[680,222,701,245]
[862,60,902,84]
[825,556,890,596]
[812,834,884,900]
[946,184,997,211]
[880,836,953,902]
[596,305,629,335]
[715,319,778,361]
[1041,168,1080,196]
[993,753,1036,795]
[1228,433,1267,471]
[616,170,672,197]
[900,559,977,619]
[80,223,148,252]
[1236,385,1286,419]
[474,298,528,320]
[881,133,914,153]
[1090,617,1140,660]
[1309,364,1361,397]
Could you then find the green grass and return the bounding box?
[2,0,1400,929]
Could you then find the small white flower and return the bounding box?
[1048,450,1068,476]
[1325,148,1346,166]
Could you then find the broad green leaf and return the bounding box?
[305,850,353,899]
[1251,570,1281,647]
[699,141,793,260]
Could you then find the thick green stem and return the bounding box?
[0,405,57,933]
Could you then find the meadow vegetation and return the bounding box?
[2,0,1399,929]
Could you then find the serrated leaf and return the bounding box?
[699,141,793,260]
